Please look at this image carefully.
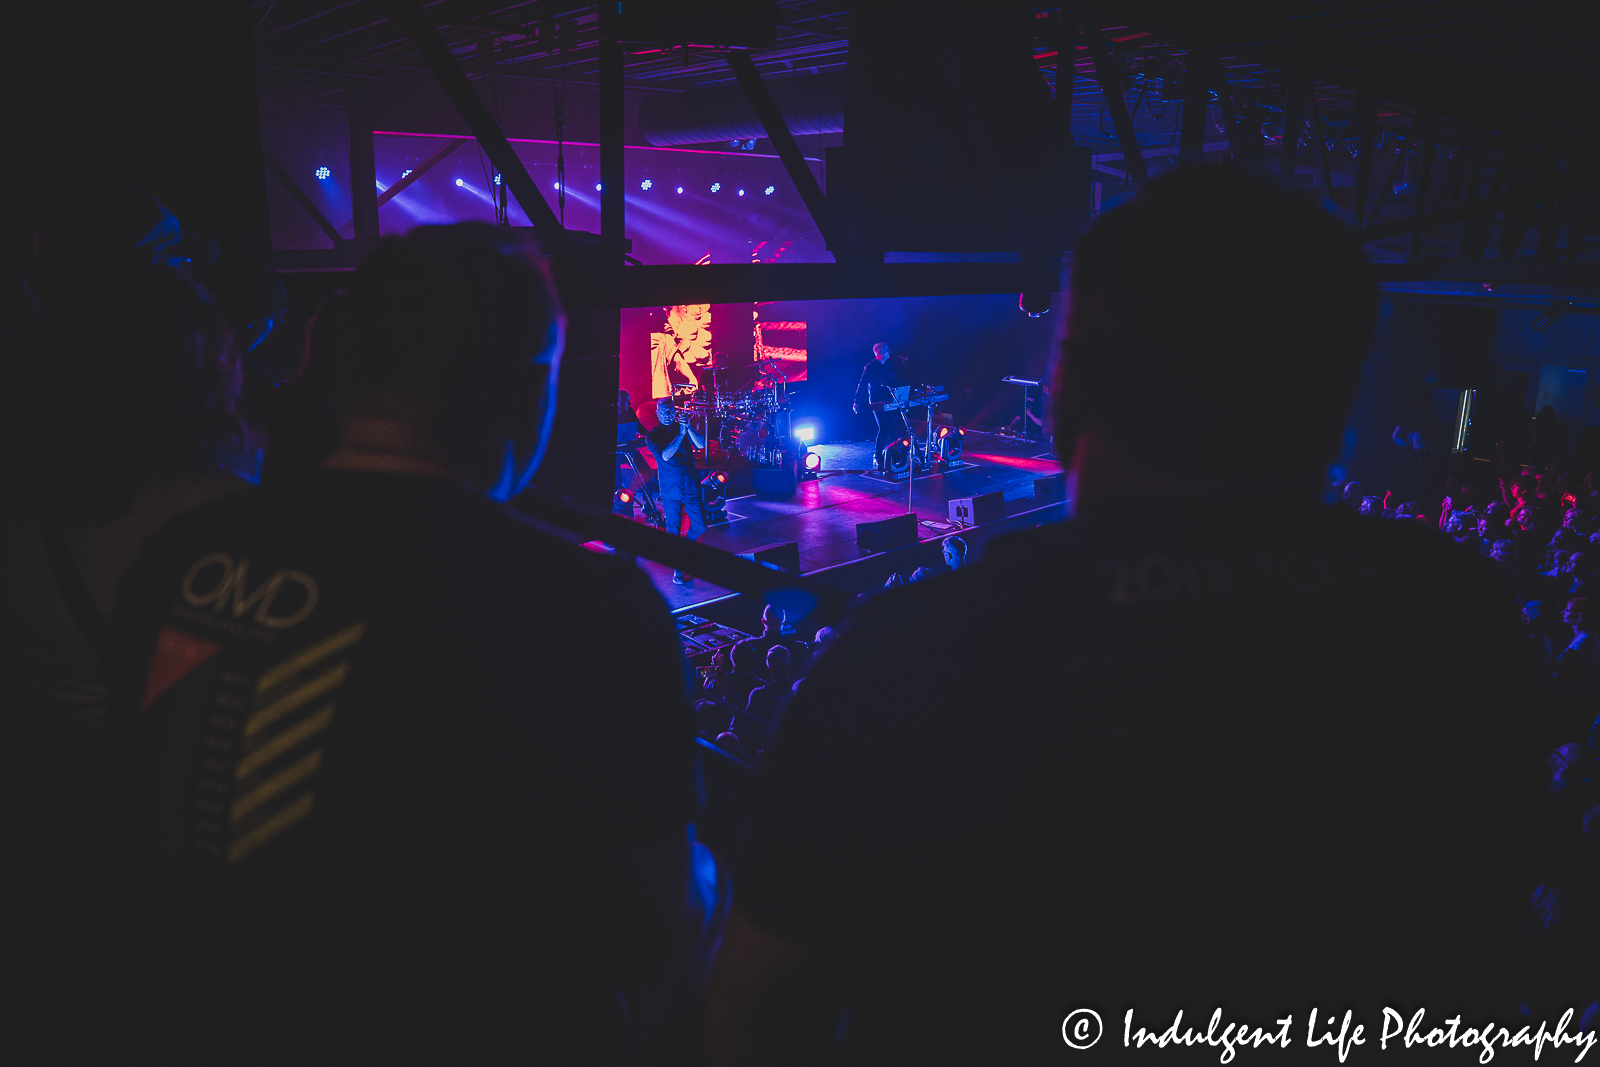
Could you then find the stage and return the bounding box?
[619,429,1064,610]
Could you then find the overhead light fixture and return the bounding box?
[455,178,465,187]
[640,178,652,190]
[737,189,746,196]
[315,166,331,180]
[400,169,413,178]
[676,186,683,193]
[493,174,502,186]
[595,183,603,192]
[764,185,775,195]
[711,182,722,192]
[553,181,561,190]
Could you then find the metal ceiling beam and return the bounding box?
[1082,23,1148,188]
[1360,193,1510,243]
[725,50,848,258]
[599,37,625,267]
[1306,87,1334,198]
[385,0,571,254]
[1277,70,1302,182]
[1212,58,1260,163]
[1406,109,1438,261]
[1349,87,1379,229]
[345,82,380,241]
[1179,49,1208,165]
[262,150,346,248]
[561,261,1044,310]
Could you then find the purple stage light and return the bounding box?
[641,179,652,190]
[676,186,683,193]
[315,166,331,180]
[455,178,465,187]
[764,185,775,195]
[711,182,721,192]
[737,189,745,196]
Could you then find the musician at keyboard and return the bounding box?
[853,342,904,470]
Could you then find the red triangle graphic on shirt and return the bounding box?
[140,626,221,709]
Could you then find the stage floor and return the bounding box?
[626,430,1063,610]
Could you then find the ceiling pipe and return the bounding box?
[637,70,844,146]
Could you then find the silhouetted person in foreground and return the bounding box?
[708,166,1553,1065]
[88,225,709,1063]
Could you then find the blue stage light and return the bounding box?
[455,178,465,187]
[595,183,603,191]
[493,174,502,186]
[676,186,683,193]
[553,182,561,190]
[794,424,816,444]
[315,166,331,180]
[401,169,413,178]
[711,182,721,192]
[640,178,652,190]
[737,189,746,196]
[764,185,775,195]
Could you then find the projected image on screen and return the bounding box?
[754,318,806,385]
[650,303,713,398]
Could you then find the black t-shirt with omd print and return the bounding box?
[738,503,1550,1066]
[103,470,694,1061]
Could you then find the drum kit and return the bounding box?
[675,360,797,466]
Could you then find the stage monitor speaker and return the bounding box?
[856,513,919,555]
[1034,473,1067,505]
[948,491,1005,527]
[737,541,801,574]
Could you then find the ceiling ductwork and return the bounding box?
[637,70,844,146]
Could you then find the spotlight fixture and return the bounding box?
[676,186,683,193]
[455,178,465,187]
[700,470,729,510]
[493,174,502,186]
[941,426,965,461]
[737,189,745,196]
[885,437,912,475]
[401,169,413,178]
[640,179,653,190]
[793,425,816,444]
[764,185,775,195]
[614,488,634,508]
[553,182,561,190]
[711,182,722,192]
[595,183,602,192]
[803,450,822,472]
[315,166,331,180]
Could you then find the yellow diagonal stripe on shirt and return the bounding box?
[228,792,314,863]
[236,705,335,780]
[255,622,366,697]
[246,663,347,738]
[231,749,323,823]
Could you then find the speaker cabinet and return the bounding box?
[737,541,801,574]
[948,491,1005,527]
[856,513,919,554]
